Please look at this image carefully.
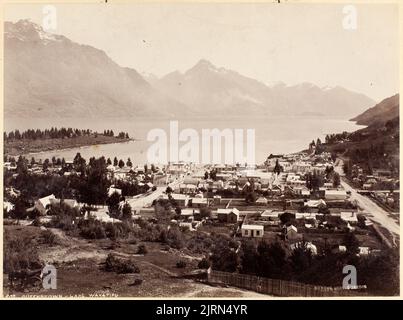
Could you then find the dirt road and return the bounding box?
[335,160,400,236]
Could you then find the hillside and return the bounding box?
[350,94,399,126]
[4,20,187,119]
[322,94,399,173]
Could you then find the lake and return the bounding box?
[4,116,365,165]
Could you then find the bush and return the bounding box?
[41,230,57,246]
[130,278,143,286]
[198,258,210,269]
[104,254,140,274]
[137,244,148,254]
[4,236,42,273]
[160,227,185,249]
[176,260,187,268]
[78,218,106,239]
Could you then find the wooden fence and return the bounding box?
[207,269,367,297]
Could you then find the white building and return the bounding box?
[325,190,347,200]
[34,194,56,215]
[241,224,264,238]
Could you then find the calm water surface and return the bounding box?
[5,117,365,165]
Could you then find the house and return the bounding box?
[358,247,370,256]
[180,208,197,220]
[295,212,317,219]
[260,210,281,219]
[179,222,195,231]
[217,208,240,223]
[3,201,14,213]
[301,189,311,198]
[50,198,79,209]
[191,197,208,208]
[304,199,326,208]
[34,194,56,215]
[325,190,347,200]
[241,224,264,238]
[85,210,121,224]
[256,197,268,205]
[108,186,122,197]
[285,225,299,240]
[341,211,358,224]
[213,195,222,204]
[363,183,372,190]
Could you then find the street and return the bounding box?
[335,159,400,236]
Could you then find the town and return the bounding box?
[3,137,400,297]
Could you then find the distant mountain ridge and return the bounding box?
[5,20,376,119]
[154,60,376,118]
[4,20,187,119]
[350,94,399,126]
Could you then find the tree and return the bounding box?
[11,197,28,220]
[166,186,173,194]
[73,152,86,173]
[210,239,239,272]
[210,169,217,181]
[273,159,283,175]
[79,157,109,205]
[199,207,212,219]
[118,159,125,168]
[154,199,173,224]
[343,160,352,177]
[239,240,258,275]
[305,170,324,191]
[256,241,288,279]
[126,158,133,168]
[113,157,118,166]
[332,172,341,188]
[107,158,112,165]
[16,156,28,175]
[42,159,50,172]
[290,243,313,275]
[107,192,121,217]
[280,212,295,225]
[343,232,360,255]
[245,191,257,204]
[121,202,132,221]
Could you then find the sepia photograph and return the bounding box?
[1,1,400,299]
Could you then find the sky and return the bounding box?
[5,2,400,101]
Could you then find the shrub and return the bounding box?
[176,260,187,268]
[4,234,42,273]
[130,278,143,286]
[137,244,148,254]
[198,258,210,269]
[41,230,57,246]
[104,254,140,274]
[78,218,106,239]
[159,227,185,249]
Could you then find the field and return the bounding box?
[3,225,267,298]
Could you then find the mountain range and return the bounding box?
[5,20,377,120]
